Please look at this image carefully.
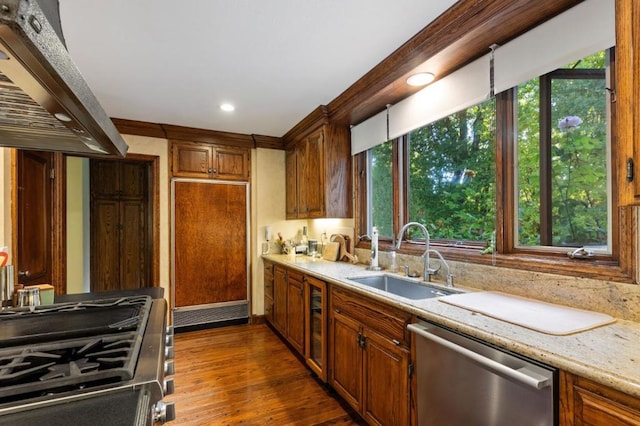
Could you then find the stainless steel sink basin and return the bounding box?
[346,274,458,300]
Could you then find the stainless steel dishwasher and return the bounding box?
[408,320,557,426]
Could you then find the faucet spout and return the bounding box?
[396,222,432,280]
[429,249,454,287]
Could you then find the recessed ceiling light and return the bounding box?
[406,72,435,87]
[220,103,235,112]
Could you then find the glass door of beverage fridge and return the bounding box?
[304,276,327,382]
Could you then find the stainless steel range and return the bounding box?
[0,295,175,425]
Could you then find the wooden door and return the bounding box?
[173,180,247,307]
[362,328,410,426]
[273,266,287,333]
[90,159,151,291]
[286,270,304,354]
[330,311,363,412]
[16,151,63,289]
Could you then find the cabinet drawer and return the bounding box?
[331,288,411,346]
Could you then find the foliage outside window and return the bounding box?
[516,51,610,251]
[368,141,393,238]
[361,49,613,262]
[407,101,496,244]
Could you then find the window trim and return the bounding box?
[354,49,636,283]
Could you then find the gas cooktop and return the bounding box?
[0,295,175,425]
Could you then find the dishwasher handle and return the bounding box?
[408,323,551,390]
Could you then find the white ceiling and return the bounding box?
[58,0,458,137]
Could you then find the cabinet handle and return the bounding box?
[213,168,217,174]
[392,339,401,346]
[334,308,341,314]
[208,168,213,173]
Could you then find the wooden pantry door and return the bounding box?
[172,180,248,308]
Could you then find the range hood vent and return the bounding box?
[0,0,128,157]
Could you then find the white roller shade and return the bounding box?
[494,0,615,94]
[388,54,491,140]
[351,108,387,155]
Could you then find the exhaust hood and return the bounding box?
[0,0,128,157]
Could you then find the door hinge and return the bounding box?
[50,168,55,180]
[627,158,634,182]
[408,362,414,378]
[357,334,367,349]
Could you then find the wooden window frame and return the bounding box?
[355,49,636,283]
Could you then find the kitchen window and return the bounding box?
[355,48,626,280]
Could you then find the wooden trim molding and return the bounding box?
[282,105,330,148]
[324,0,583,128]
[251,134,284,150]
[112,118,166,139]
[112,118,284,150]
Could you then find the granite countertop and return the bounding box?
[263,254,640,399]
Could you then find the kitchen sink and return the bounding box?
[346,274,458,300]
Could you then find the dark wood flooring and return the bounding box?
[168,323,366,425]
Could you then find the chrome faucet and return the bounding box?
[396,222,434,281]
[429,249,454,287]
[396,221,454,287]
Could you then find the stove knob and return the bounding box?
[165,333,174,347]
[166,325,174,337]
[153,401,176,424]
[165,345,175,359]
[165,360,175,376]
[164,377,175,395]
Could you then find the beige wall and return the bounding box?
[0,149,11,261]
[66,157,87,294]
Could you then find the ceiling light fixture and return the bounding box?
[220,103,235,112]
[406,72,435,87]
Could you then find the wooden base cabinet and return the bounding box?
[561,371,640,425]
[270,265,305,355]
[329,288,411,426]
[286,269,305,354]
[263,261,274,323]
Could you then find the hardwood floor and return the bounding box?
[168,323,366,425]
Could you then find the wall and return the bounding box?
[0,148,11,260]
[66,157,88,293]
[252,147,306,315]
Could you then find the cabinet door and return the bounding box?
[330,310,363,412]
[304,130,325,217]
[298,130,325,217]
[214,147,250,181]
[286,271,305,354]
[305,276,327,382]
[285,148,298,218]
[560,371,640,426]
[263,261,274,323]
[273,266,287,334]
[172,141,213,178]
[362,328,410,426]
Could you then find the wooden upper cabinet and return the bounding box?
[616,0,640,206]
[284,107,352,219]
[171,140,250,181]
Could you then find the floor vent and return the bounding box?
[173,303,248,330]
